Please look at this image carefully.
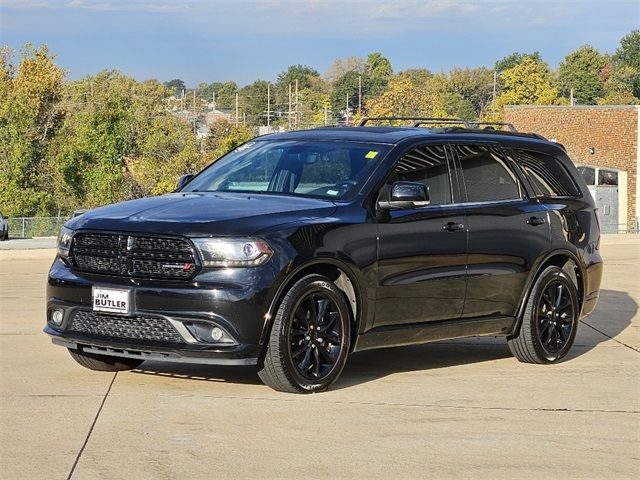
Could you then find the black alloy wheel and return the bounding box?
[536,280,575,354]
[258,274,351,393]
[508,266,579,364]
[289,292,343,380]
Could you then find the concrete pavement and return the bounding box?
[1,237,638,479]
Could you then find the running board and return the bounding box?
[353,316,516,352]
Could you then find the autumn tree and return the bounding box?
[0,44,65,216]
[494,57,559,115]
[366,76,436,119]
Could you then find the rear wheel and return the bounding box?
[508,266,579,364]
[68,348,143,372]
[258,275,351,393]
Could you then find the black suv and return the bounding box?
[45,119,603,393]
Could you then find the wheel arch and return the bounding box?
[261,258,367,351]
[512,249,585,336]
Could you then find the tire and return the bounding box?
[508,266,579,364]
[258,274,351,393]
[68,348,144,372]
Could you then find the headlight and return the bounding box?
[57,226,74,257]
[192,237,273,267]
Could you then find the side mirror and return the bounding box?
[379,181,430,210]
[176,174,194,191]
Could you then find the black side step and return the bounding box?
[353,316,516,352]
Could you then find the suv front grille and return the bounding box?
[69,310,184,344]
[71,233,198,280]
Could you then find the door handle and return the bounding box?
[526,216,545,226]
[442,222,465,232]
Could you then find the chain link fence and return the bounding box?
[6,217,69,238]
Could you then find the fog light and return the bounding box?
[51,309,64,325]
[211,327,224,342]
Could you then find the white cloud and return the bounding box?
[1,0,635,34]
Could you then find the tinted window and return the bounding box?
[454,145,520,202]
[598,169,618,186]
[577,166,595,186]
[386,144,451,205]
[516,150,580,197]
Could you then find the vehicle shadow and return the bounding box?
[130,363,262,385]
[129,289,635,389]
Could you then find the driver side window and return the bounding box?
[386,144,452,205]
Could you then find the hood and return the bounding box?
[67,192,337,236]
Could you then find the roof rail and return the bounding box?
[468,121,517,132]
[359,116,472,127]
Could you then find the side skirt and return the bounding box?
[353,316,516,352]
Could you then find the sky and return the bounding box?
[1,0,638,87]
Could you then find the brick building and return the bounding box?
[505,105,639,232]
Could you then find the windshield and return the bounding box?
[183,140,390,199]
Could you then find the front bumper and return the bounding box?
[45,325,261,365]
[45,257,279,366]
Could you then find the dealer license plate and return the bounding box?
[92,287,131,315]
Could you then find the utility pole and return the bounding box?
[358,75,362,114]
[570,88,575,106]
[345,93,350,126]
[193,89,197,135]
[266,83,271,129]
[212,91,216,112]
[243,112,246,126]
[492,70,497,105]
[295,79,299,129]
[181,89,185,110]
[324,106,328,126]
[235,92,239,127]
[288,83,292,131]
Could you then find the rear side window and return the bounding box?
[453,145,521,203]
[515,149,580,197]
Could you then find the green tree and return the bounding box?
[396,68,433,88]
[494,51,542,74]
[447,67,494,118]
[163,79,185,97]
[557,45,607,104]
[615,30,640,70]
[274,65,322,120]
[330,70,361,121]
[199,81,238,109]
[239,80,270,125]
[365,52,393,97]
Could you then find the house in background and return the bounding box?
[505,105,639,233]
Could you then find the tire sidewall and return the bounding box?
[276,277,351,392]
[529,268,579,362]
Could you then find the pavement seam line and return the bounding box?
[580,320,640,353]
[66,372,117,480]
[172,395,640,414]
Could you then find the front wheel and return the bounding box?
[508,266,579,364]
[258,275,351,393]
